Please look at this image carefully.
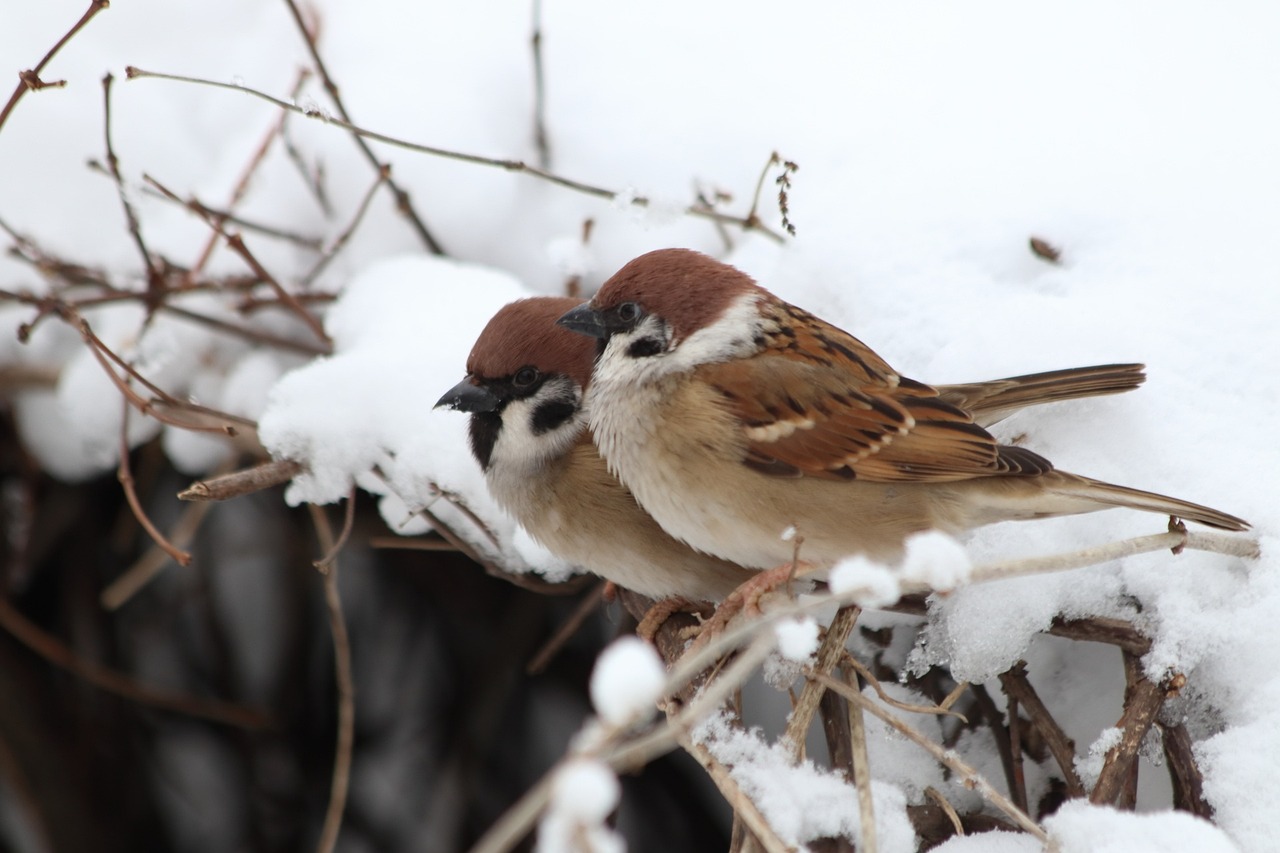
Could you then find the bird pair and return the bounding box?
[437,249,1248,606]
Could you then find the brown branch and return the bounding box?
[998,662,1085,797]
[810,671,1049,842]
[158,302,332,356]
[0,593,268,728]
[1090,653,1168,807]
[786,606,859,760]
[279,0,446,255]
[140,183,323,250]
[101,488,215,609]
[101,73,164,310]
[1158,720,1213,819]
[142,174,330,346]
[117,398,192,567]
[309,502,356,853]
[1002,686,1029,814]
[314,489,358,570]
[126,66,787,243]
[301,166,387,285]
[526,581,606,674]
[179,459,304,501]
[968,683,1020,806]
[530,0,551,168]
[843,666,878,853]
[188,69,310,280]
[0,0,110,135]
[76,315,255,434]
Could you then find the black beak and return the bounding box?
[556,303,609,339]
[435,378,500,413]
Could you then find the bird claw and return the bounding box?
[1168,515,1189,554]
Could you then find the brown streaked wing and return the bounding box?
[701,310,1051,483]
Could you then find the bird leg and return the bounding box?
[636,596,713,643]
[688,561,814,652]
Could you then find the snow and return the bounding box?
[694,711,917,852]
[588,637,666,728]
[774,618,820,662]
[1043,800,1242,853]
[538,758,624,853]
[2,0,1278,849]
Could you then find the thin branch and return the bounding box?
[159,302,332,356]
[0,593,268,728]
[310,501,356,853]
[301,166,387,285]
[126,66,787,243]
[117,398,192,566]
[842,652,967,723]
[101,490,214,609]
[1090,655,1167,806]
[810,671,1049,843]
[530,0,551,168]
[998,662,1085,797]
[923,787,964,838]
[526,581,606,674]
[279,0,445,255]
[179,459,305,501]
[140,177,324,250]
[101,73,164,309]
[1158,720,1213,819]
[0,0,110,135]
[680,737,791,853]
[142,173,330,346]
[1002,685,1029,814]
[844,667,878,853]
[187,68,310,280]
[785,606,859,759]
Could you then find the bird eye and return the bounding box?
[513,366,539,388]
[616,302,641,324]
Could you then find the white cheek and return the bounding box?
[593,291,764,390]
[489,397,585,473]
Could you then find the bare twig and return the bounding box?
[142,174,330,346]
[0,593,268,728]
[279,0,445,255]
[101,489,215,609]
[998,663,1085,797]
[101,73,164,309]
[810,671,1049,843]
[0,0,110,135]
[1158,720,1213,819]
[844,667,878,853]
[310,500,356,853]
[117,398,192,567]
[126,66,787,243]
[179,459,304,501]
[1003,685,1029,814]
[680,736,792,853]
[301,166,387,285]
[923,787,964,837]
[187,70,309,280]
[1090,654,1168,807]
[530,0,551,168]
[526,581,606,674]
[785,606,859,760]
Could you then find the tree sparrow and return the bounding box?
[557,249,1248,571]
[435,296,755,602]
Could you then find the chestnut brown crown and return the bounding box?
[467,296,597,389]
[589,248,762,344]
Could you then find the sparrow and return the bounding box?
[557,248,1249,571]
[435,296,755,602]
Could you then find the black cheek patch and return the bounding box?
[531,400,577,435]
[468,413,502,471]
[627,337,664,358]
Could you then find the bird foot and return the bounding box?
[688,561,813,652]
[636,596,712,643]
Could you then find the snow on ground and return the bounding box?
[2,0,1278,849]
